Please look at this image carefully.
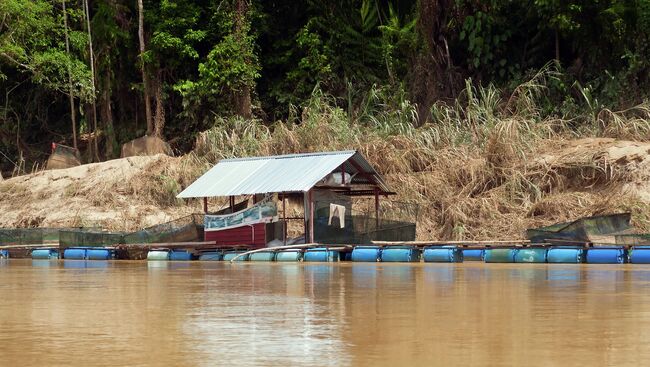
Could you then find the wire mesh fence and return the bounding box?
[1,214,205,250]
[123,214,204,244]
[58,229,127,249]
[313,195,418,244]
[0,227,97,246]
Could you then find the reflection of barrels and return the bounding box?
[423,247,463,262]
[629,246,650,264]
[31,249,59,260]
[514,248,548,263]
[484,248,515,263]
[462,249,484,261]
[249,251,276,261]
[198,252,223,261]
[586,247,626,264]
[223,251,249,261]
[303,248,339,262]
[275,250,303,262]
[86,249,113,260]
[380,246,420,262]
[169,250,193,261]
[147,250,170,261]
[64,248,87,260]
[351,246,382,262]
[547,247,584,263]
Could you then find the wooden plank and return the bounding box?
[371,240,530,246]
[0,244,59,249]
[120,241,217,248]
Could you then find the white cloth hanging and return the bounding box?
[328,203,346,228]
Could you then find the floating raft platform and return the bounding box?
[6,236,650,265]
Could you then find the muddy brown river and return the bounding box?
[1,260,650,366]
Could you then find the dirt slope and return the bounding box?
[0,155,200,230]
[1,138,650,239]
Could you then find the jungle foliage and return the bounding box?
[1,0,650,172]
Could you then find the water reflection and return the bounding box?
[546,266,582,285]
[1,260,650,366]
[31,259,55,268]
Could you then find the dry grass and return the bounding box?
[5,67,648,238]
[190,67,650,240]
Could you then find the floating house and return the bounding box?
[177,151,416,247]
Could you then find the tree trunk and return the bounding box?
[153,70,165,138]
[234,86,252,119]
[409,0,456,125]
[138,0,153,135]
[555,28,560,63]
[61,0,77,150]
[102,67,116,158]
[233,0,252,119]
[83,0,100,162]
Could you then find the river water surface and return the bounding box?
[1,260,650,366]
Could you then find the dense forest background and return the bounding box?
[2,0,650,173]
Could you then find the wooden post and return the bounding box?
[309,189,314,243]
[374,187,380,228]
[282,193,287,245]
[303,192,308,243]
[341,163,346,185]
[203,197,208,214]
[229,196,234,212]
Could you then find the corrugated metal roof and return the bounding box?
[177,150,390,198]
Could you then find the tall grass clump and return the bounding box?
[189,64,650,240]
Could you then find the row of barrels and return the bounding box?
[31,248,114,260]
[145,245,650,264]
[147,249,332,262]
[25,245,650,264]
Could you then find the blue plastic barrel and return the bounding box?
[351,246,382,262]
[380,246,420,262]
[86,248,113,260]
[147,250,170,261]
[423,247,463,262]
[586,247,626,264]
[484,248,516,263]
[275,250,303,262]
[462,249,484,261]
[303,248,339,262]
[64,248,87,260]
[249,251,276,261]
[169,250,193,261]
[223,251,249,261]
[31,249,59,260]
[0,249,8,259]
[630,246,650,264]
[514,248,548,263]
[547,247,584,263]
[198,252,223,261]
